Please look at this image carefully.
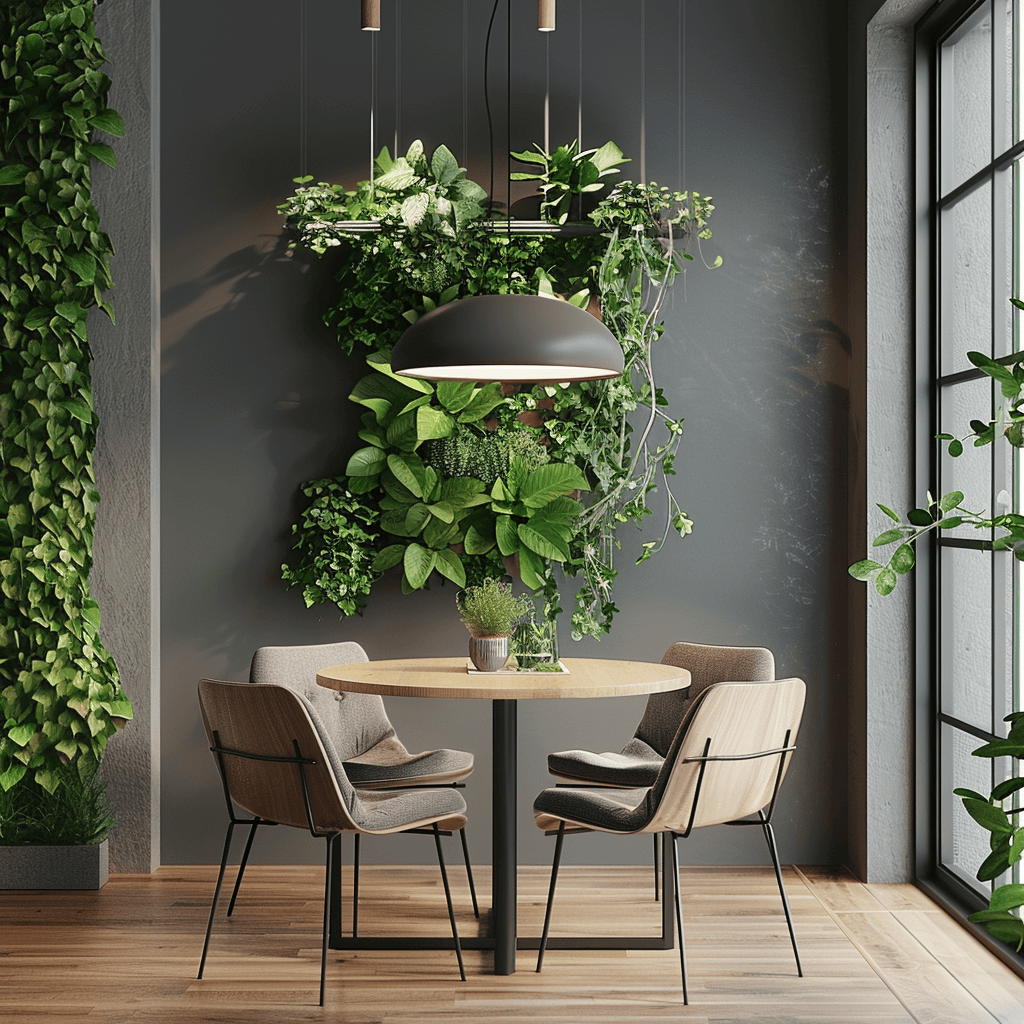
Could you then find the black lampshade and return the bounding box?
[390,294,624,383]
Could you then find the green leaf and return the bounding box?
[518,519,571,562]
[63,252,96,284]
[877,504,901,522]
[495,515,518,557]
[962,798,1014,834]
[872,528,905,547]
[435,381,476,413]
[989,883,1024,913]
[972,738,1024,759]
[430,144,460,186]
[387,453,426,498]
[939,490,964,513]
[464,524,496,555]
[386,411,420,451]
[518,545,546,590]
[85,143,117,168]
[992,777,1024,801]
[848,559,882,581]
[891,544,915,575]
[457,384,505,423]
[0,764,27,792]
[1009,829,1024,866]
[372,545,405,572]
[0,163,30,186]
[345,446,387,477]
[953,787,989,802]
[518,463,589,509]
[977,846,1013,882]
[416,406,455,441]
[433,547,466,587]
[91,109,126,137]
[7,724,35,747]
[874,567,897,596]
[403,543,436,589]
[948,439,964,457]
[907,508,932,526]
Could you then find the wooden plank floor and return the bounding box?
[1,863,1022,1023]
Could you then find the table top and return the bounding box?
[316,655,690,701]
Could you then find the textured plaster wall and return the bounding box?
[90,0,160,872]
[159,0,849,867]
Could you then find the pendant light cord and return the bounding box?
[483,0,501,215]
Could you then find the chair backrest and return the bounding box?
[645,677,805,834]
[197,678,362,834]
[633,642,776,757]
[249,642,408,762]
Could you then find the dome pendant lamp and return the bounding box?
[388,0,623,385]
[390,294,624,383]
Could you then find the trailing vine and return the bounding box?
[0,0,132,794]
[279,139,718,640]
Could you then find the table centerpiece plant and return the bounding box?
[457,576,533,672]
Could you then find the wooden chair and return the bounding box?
[546,641,775,897]
[196,678,467,1005]
[238,642,479,927]
[534,676,805,1004]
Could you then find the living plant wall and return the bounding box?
[0,0,132,796]
[279,139,718,641]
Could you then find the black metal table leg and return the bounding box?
[492,699,517,975]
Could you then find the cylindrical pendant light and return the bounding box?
[361,0,380,31]
[390,295,624,383]
[538,0,556,31]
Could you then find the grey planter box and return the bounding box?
[0,839,108,889]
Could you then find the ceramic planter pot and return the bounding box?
[468,635,509,672]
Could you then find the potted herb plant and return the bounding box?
[458,577,533,672]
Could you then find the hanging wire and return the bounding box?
[679,0,686,188]
[394,0,401,155]
[577,0,583,144]
[639,0,646,184]
[544,33,551,154]
[299,0,308,177]
[370,28,378,187]
[483,0,502,211]
[463,0,469,166]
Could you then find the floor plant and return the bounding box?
[279,139,719,641]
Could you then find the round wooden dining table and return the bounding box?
[316,655,691,975]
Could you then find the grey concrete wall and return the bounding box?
[160,0,850,867]
[91,0,160,873]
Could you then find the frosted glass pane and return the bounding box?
[940,186,992,377]
[939,377,992,540]
[941,724,993,896]
[941,5,992,193]
[940,547,992,732]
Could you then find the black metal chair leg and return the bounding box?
[653,832,660,902]
[536,822,565,973]
[197,820,235,980]
[459,826,480,918]
[760,812,803,977]
[352,832,360,938]
[320,833,339,1007]
[433,824,466,981]
[225,818,261,917]
[670,832,688,1005]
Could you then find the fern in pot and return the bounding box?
[458,578,532,672]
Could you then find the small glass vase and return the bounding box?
[468,635,509,672]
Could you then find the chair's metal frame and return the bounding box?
[197,730,465,1006]
[536,729,802,1005]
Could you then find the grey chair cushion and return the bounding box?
[344,745,475,788]
[250,642,474,788]
[547,737,662,788]
[533,785,652,834]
